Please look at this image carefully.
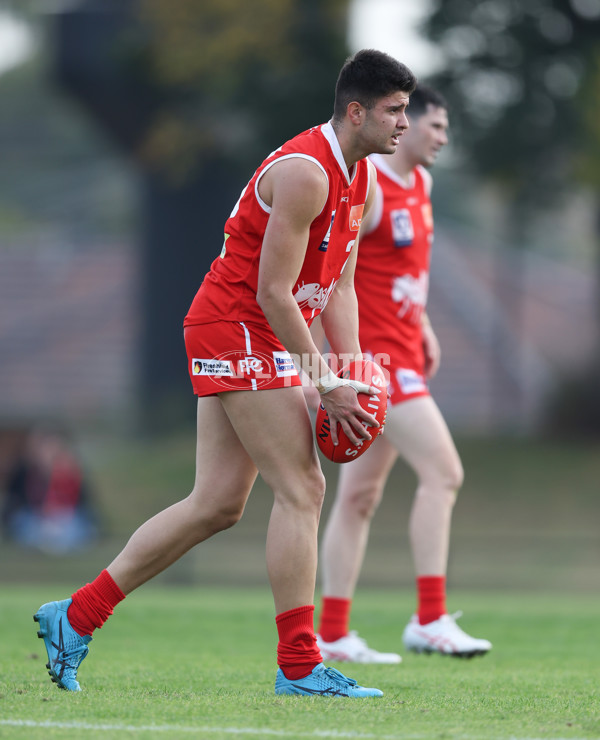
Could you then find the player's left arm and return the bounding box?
[421,312,441,379]
[420,167,440,379]
[319,245,361,371]
[320,160,377,369]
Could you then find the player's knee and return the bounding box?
[187,491,245,535]
[347,482,383,520]
[302,466,327,509]
[426,453,463,493]
[447,457,464,492]
[219,502,246,530]
[207,501,245,534]
[275,464,326,513]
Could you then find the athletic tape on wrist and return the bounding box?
[314,370,341,394]
[315,371,375,396]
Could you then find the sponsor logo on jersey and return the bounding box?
[421,202,434,231]
[319,210,336,252]
[396,368,427,395]
[390,208,414,247]
[219,233,230,259]
[294,278,337,313]
[273,351,298,377]
[391,270,429,323]
[192,358,234,376]
[349,204,364,231]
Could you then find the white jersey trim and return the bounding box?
[369,155,434,198]
[254,154,329,215]
[417,164,433,196]
[363,182,384,235]
[369,153,414,189]
[322,121,356,185]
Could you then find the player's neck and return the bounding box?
[331,121,362,169]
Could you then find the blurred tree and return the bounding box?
[52,0,350,430]
[422,0,600,433]
[135,0,349,179]
[423,0,600,213]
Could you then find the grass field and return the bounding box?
[1,433,599,738]
[1,586,599,739]
[2,433,599,592]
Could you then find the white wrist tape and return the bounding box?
[315,370,375,395]
[314,370,341,394]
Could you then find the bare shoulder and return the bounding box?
[259,156,328,216]
[366,159,378,202]
[367,158,378,184]
[363,159,378,214]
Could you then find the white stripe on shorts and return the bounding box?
[239,322,258,390]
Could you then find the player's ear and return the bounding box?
[347,101,364,126]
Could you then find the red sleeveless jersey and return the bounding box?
[355,154,433,376]
[184,123,371,337]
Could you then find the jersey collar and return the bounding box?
[321,121,357,186]
[369,153,415,189]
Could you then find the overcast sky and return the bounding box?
[0,9,33,75]
[348,0,440,76]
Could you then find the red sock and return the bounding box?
[417,575,446,625]
[317,596,351,642]
[68,569,126,637]
[276,605,322,680]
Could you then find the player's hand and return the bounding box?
[319,384,379,447]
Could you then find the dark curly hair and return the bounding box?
[333,49,417,122]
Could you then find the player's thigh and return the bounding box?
[192,395,258,508]
[219,386,324,500]
[337,434,399,502]
[384,396,463,486]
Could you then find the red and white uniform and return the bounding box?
[354,153,433,405]
[184,122,371,396]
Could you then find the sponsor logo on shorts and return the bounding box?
[396,368,427,395]
[273,351,298,377]
[192,349,301,391]
[192,358,234,376]
[237,356,264,375]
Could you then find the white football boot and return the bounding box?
[402,612,492,657]
[317,631,402,664]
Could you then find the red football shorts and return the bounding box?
[363,348,430,408]
[387,366,430,406]
[184,320,302,397]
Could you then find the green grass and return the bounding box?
[1,433,599,737]
[1,586,599,739]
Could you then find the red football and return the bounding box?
[315,359,388,463]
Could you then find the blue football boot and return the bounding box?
[34,598,91,691]
[275,662,383,697]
